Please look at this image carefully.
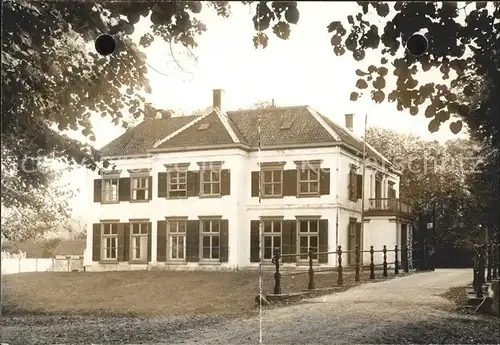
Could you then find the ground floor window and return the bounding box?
[102,223,118,260]
[201,219,220,260]
[262,219,282,260]
[131,222,148,261]
[168,219,186,260]
[298,219,319,260]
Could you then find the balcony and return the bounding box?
[365,198,413,218]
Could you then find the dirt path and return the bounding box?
[157,269,499,344]
[2,269,499,344]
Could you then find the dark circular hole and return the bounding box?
[95,34,116,56]
[406,33,428,57]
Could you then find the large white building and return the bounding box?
[85,89,413,271]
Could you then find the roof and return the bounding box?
[53,240,86,256]
[1,240,54,258]
[99,105,395,168]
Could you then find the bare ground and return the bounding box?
[6,269,492,345]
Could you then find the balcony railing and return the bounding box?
[367,198,412,216]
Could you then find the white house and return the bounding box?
[85,89,413,271]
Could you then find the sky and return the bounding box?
[64,2,469,217]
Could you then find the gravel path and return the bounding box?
[2,269,499,345]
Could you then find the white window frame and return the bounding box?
[131,176,149,201]
[130,222,148,261]
[261,169,283,197]
[167,170,187,198]
[167,219,187,261]
[102,177,119,203]
[297,219,319,262]
[262,219,282,261]
[297,167,320,196]
[101,223,118,260]
[200,168,221,197]
[200,218,221,261]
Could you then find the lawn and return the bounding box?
[2,267,393,318]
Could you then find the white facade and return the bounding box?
[85,145,412,271]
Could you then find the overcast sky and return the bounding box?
[64,2,469,217]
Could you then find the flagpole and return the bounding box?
[360,113,368,245]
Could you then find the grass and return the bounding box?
[2,267,395,318]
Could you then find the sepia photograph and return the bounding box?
[1,1,499,344]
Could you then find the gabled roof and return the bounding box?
[53,240,86,256]
[98,105,396,169]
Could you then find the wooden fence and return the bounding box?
[472,243,500,298]
[269,245,414,294]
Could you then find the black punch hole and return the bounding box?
[406,33,428,57]
[95,34,116,56]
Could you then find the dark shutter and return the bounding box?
[123,223,130,262]
[187,171,200,197]
[282,220,297,263]
[283,170,297,197]
[147,222,152,262]
[119,178,130,202]
[356,174,363,199]
[220,219,229,262]
[186,220,200,262]
[356,222,362,259]
[92,223,101,261]
[93,179,102,203]
[250,220,260,262]
[148,176,153,200]
[320,168,330,195]
[251,171,259,197]
[158,172,168,198]
[348,171,357,201]
[221,169,231,196]
[318,219,328,263]
[157,221,167,262]
[117,223,125,261]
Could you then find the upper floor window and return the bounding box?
[199,163,221,197]
[101,223,118,260]
[168,170,187,198]
[388,181,396,198]
[102,177,119,203]
[131,177,149,201]
[298,168,319,196]
[261,164,284,197]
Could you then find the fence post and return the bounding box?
[493,244,498,280]
[394,245,399,275]
[403,245,409,273]
[474,245,483,298]
[479,244,486,285]
[337,246,343,286]
[355,245,360,282]
[369,246,375,280]
[308,247,315,290]
[272,247,281,294]
[382,245,388,277]
[486,244,492,282]
[472,244,478,289]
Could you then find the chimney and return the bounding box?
[213,89,223,110]
[144,103,155,119]
[156,110,173,120]
[345,114,354,132]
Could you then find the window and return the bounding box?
[102,178,119,203]
[348,169,357,201]
[200,219,220,260]
[102,223,118,260]
[263,219,282,260]
[298,219,319,260]
[130,223,148,261]
[167,219,186,260]
[131,177,149,201]
[298,168,319,196]
[201,169,220,196]
[168,170,187,198]
[262,170,283,197]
